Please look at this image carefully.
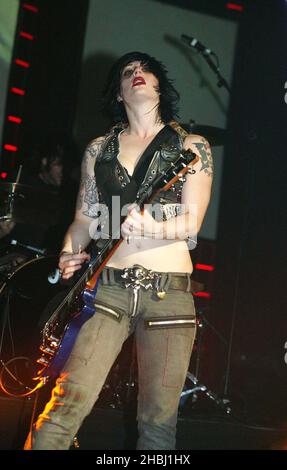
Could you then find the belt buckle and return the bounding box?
[121,265,158,290]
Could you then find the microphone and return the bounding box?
[181,34,212,56]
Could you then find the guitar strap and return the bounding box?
[132,124,177,188]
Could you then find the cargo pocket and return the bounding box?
[161,329,196,388]
[68,316,104,364]
[94,301,124,323]
[144,315,196,330]
[144,315,196,388]
[69,301,124,364]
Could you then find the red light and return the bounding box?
[226,2,244,11]
[195,263,215,272]
[8,115,22,124]
[1,172,8,179]
[15,59,30,68]
[194,292,211,299]
[23,3,39,13]
[4,144,18,152]
[19,31,34,40]
[11,87,25,95]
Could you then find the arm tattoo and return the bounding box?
[194,139,213,177]
[76,139,105,217]
[82,175,100,218]
[86,138,105,159]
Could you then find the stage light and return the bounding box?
[11,87,25,95]
[23,3,39,13]
[4,144,18,152]
[226,2,244,12]
[195,263,215,272]
[8,116,22,124]
[194,292,211,299]
[19,31,34,40]
[15,59,30,68]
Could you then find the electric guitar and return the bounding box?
[35,148,199,383]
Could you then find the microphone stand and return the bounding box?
[200,52,231,94]
[182,36,231,94]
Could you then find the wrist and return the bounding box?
[59,249,73,257]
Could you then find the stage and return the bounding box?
[1,396,286,451]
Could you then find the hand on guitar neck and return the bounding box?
[58,250,90,280]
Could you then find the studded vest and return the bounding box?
[94,121,188,222]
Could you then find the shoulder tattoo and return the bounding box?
[86,137,106,159]
[193,138,213,177]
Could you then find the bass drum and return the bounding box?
[1,256,65,360]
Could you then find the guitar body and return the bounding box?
[37,279,99,379]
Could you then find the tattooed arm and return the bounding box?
[59,137,105,279]
[158,134,213,240]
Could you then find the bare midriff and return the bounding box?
[107,238,193,273]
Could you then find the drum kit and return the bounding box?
[0,182,60,226]
[0,178,63,396]
[0,179,61,288]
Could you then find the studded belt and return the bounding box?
[101,265,203,299]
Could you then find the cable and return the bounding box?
[0,357,46,398]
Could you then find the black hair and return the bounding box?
[102,51,180,124]
[25,132,78,175]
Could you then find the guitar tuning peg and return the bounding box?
[178,175,186,183]
[171,184,177,192]
[187,168,195,174]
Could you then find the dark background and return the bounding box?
[210,0,287,424]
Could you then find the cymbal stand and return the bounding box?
[181,372,231,414]
[1,165,23,222]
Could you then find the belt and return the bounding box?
[101,264,204,297]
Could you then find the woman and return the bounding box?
[25,51,213,450]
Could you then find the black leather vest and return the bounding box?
[94,122,187,221]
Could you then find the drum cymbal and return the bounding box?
[181,122,226,146]
[0,182,61,227]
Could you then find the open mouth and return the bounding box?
[132,77,146,87]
